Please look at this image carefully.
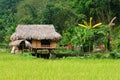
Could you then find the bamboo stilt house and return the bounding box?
[10,25,62,53]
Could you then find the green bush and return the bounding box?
[94,53,102,58]
[109,50,120,58]
[54,49,76,54]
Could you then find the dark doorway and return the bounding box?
[18,41,25,50]
[41,40,51,47]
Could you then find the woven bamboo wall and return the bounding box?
[32,40,56,48]
[32,40,41,48]
[50,42,56,48]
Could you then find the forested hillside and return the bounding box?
[0,0,119,43]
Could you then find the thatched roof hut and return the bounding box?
[10,25,62,41]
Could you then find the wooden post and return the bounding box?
[33,49,37,57]
[107,17,116,51]
[11,46,16,54]
[49,49,56,59]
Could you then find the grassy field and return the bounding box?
[0,51,120,80]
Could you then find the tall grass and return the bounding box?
[0,52,120,80]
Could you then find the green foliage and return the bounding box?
[110,38,120,51]
[17,0,52,24]
[61,23,111,52]
[54,49,75,54]
[0,0,20,42]
[71,0,120,24]
[110,50,120,58]
[111,25,120,50]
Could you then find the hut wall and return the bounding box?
[32,40,56,48]
[32,40,41,48]
[50,42,56,48]
[41,40,50,47]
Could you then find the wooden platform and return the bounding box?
[32,47,55,50]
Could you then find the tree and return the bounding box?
[41,2,78,33]
[16,0,50,24]
[71,0,120,24]
[0,0,20,42]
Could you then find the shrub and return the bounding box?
[109,50,120,58]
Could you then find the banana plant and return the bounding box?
[77,17,102,52]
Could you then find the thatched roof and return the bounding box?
[9,40,23,46]
[9,40,32,47]
[10,25,62,41]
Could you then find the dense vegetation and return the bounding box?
[0,0,120,55]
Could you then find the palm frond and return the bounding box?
[83,20,88,26]
[90,17,92,27]
[93,23,102,28]
[78,24,88,28]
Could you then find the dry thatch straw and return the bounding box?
[10,25,62,41]
[9,40,24,46]
[9,40,32,47]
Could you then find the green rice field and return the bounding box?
[0,51,120,80]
